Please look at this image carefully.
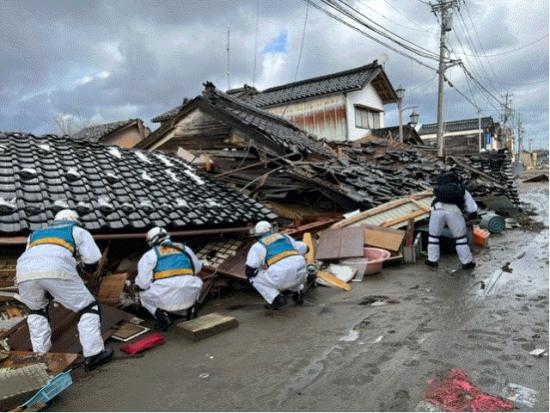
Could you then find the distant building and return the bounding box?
[151,60,399,143]
[370,125,423,145]
[418,116,500,155]
[72,119,150,148]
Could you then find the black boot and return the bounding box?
[292,291,304,305]
[265,294,287,310]
[154,309,173,331]
[84,347,113,372]
[424,259,439,267]
[462,261,476,269]
[186,304,199,321]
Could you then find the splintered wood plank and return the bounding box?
[0,352,78,376]
[363,225,406,253]
[97,273,128,306]
[316,227,364,261]
[175,313,238,342]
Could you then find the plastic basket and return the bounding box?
[23,370,73,407]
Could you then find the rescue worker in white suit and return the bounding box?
[245,221,308,310]
[135,227,203,331]
[425,172,478,269]
[15,209,113,371]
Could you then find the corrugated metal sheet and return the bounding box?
[349,196,435,229]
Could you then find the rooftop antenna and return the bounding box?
[226,26,231,90]
[377,53,389,68]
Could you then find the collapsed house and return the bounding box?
[72,119,151,149]
[138,83,442,218]
[337,137,520,206]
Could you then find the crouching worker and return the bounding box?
[16,209,112,371]
[425,172,478,269]
[135,227,203,330]
[246,221,308,310]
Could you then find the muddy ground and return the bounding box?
[51,183,549,411]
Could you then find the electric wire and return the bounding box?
[327,0,441,60]
[295,0,310,81]
[305,0,439,71]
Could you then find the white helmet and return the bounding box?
[253,221,273,236]
[146,227,170,247]
[54,209,80,223]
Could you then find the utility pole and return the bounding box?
[517,113,523,160]
[432,0,460,158]
[477,109,482,152]
[500,92,513,153]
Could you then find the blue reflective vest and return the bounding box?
[29,220,77,254]
[153,242,195,282]
[259,233,298,267]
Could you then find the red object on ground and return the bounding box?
[424,368,513,412]
[120,332,165,355]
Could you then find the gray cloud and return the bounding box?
[0,0,547,148]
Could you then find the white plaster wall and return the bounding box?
[345,82,385,141]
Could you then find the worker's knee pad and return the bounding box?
[455,235,468,246]
[79,301,101,320]
[29,307,49,321]
[428,234,440,245]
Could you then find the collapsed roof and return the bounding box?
[0,132,274,236]
[139,84,436,211]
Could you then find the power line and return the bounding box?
[294,0,310,81]
[457,4,501,96]
[453,35,548,58]
[328,0,440,60]
[305,0,439,71]
[359,0,431,33]
[455,8,500,98]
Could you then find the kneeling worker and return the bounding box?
[16,209,112,371]
[425,172,478,269]
[245,221,308,310]
[136,227,203,330]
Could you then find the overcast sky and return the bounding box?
[0,0,548,148]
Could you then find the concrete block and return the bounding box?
[175,313,238,341]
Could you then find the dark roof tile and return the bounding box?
[0,132,272,236]
[72,119,138,142]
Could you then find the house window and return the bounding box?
[354,106,381,129]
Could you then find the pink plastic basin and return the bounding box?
[340,247,391,276]
[363,247,391,274]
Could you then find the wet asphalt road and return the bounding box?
[51,183,548,411]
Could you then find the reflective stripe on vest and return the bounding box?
[259,233,298,267]
[153,243,195,282]
[29,222,76,254]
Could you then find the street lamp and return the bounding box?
[396,85,405,143]
[409,109,419,127]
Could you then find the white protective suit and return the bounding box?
[427,190,478,265]
[16,226,104,357]
[135,244,203,316]
[246,234,307,304]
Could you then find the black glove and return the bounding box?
[245,265,258,279]
[78,261,99,275]
[468,212,478,220]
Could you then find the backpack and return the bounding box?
[434,182,466,208]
